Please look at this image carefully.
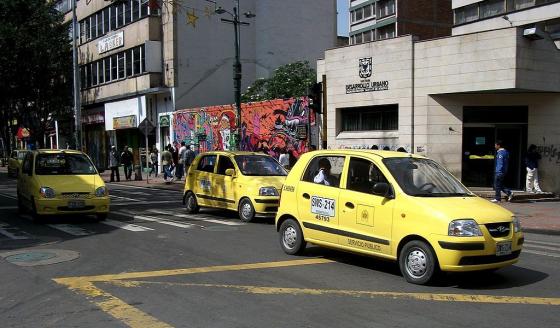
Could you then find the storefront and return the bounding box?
[82,107,107,170]
[318,28,560,193]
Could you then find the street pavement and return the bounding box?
[1,167,560,327]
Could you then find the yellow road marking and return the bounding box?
[107,280,560,306]
[53,258,334,328]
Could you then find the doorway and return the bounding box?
[462,107,527,190]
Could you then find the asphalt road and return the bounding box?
[1,173,559,328]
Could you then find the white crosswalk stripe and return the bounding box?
[114,211,199,229]
[524,239,560,259]
[101,219,154,232]
[0,222,31,240]
[47,224,93,236]
[147,209,245,226]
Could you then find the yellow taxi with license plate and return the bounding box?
[275,150,523,285]
[16,149,110,221]
[183,151,287,222]
[8,149,29,177]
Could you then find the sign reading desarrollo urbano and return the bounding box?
[345,57,389,94]
[98,31,124,54]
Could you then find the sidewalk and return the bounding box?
[99,169,184,192]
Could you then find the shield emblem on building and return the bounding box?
[359,57,372,78]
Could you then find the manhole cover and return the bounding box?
[202,226,239,232]
[0,249,79,266]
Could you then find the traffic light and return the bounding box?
[308,82,322,114]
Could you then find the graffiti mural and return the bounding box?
[173,98,314,159]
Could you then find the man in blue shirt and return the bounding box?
[492,140,513,202]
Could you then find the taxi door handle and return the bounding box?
[302,193,310,199]
[345,202,355,209]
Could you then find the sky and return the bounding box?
[337,0,349,37]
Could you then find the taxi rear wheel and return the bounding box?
[238,198,255,222]
[279,219,306,255]
[399,240,438,285]
[185,192,199,214]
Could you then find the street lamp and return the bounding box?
[215,1,254,151]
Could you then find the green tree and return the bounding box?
[242,61,316,102]
[0,0,73,150]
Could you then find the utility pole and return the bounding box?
[72,0,81,150]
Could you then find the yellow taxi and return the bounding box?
[16,149,110,221]
[183,151,287,222]
[8,149,29,177]
[275,150,523,284]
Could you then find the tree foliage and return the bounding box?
[0,0,73,150]
[241,61,316,102]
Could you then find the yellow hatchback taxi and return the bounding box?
[276,150,523,284]
[17,149,110,221]
[8,149,28,177]
[183,151,287,222]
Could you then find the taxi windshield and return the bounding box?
[35,153,97,175]
[383,157,472,197]
[234,155,287,176]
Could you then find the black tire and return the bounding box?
[31,198,42,223]
[238,198,255,222]
[184,192,200,214]
[17,193,25,214]
[96,213,108,221]
[399,240,438,285]
[279,218,307,255]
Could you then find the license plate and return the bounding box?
[496,241,512,256]
[311,196,335,217]
[68,200,85,209]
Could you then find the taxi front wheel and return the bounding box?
[399,240,438,285]
[185,192,200,214]
[279,219,306,255]
[238,198,255,222]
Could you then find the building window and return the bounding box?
[103,7,110,33]
[132,0,140,20]
[117,3,124,27]
[141,45,146,72]
[98,61,105,84]
[377,23,395,40]
[124,0,132,24]
[340,105,398,132]
[133,46,141,75]
[141,0,149,17]
[117,52,125,79]
[54,0,72,14]
[363,30,372,42]
[480,0,506,18]
[377,0,396,18]
[364,4,373,19]
[104,57,111,81]
[454,3,479,25]
[96,13,103,36]
[355,33,363,44]
[111,54,118,81]
[91,15,97,39]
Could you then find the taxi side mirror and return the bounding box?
[225,168,236,177]
[372,182,394,199]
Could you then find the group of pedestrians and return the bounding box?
[157,142,195,182]
[108,145,134,182]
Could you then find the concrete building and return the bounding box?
[318,1,560,193]
[348,0,453,45]
[56,0,337,169]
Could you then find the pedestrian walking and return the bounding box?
[149,147,159,178]
[177,141,187,180]
[185,144,195,173]
[109,145,120,182]
[278,149,290,169]
[161,145,174,182]
[492,140,513,203]
[121,145,133,181]
[525,144,543,193]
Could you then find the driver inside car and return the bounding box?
[313,158,338,186]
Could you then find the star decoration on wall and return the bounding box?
[204,6,214,18]
[186,9,199,27]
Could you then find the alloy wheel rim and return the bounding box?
[405,248,428,278]
[283,226,297,249]
[241,202,252,218]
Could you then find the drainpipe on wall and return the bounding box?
[411,37,415,154]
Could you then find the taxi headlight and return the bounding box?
[259,187,279,196]
[512,216,522,233]
[39,187,56,199]
[448,219,483,237]
[95,186,108,197]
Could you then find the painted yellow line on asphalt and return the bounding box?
[53,258,334,328]
[107,280,560,306]
[54,258,334,284]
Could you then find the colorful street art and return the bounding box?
[173,98,314,160]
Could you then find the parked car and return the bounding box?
[183,151,287,222]
[8,149,29,177]
[275,150,523,285]
[16,149,110,221]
